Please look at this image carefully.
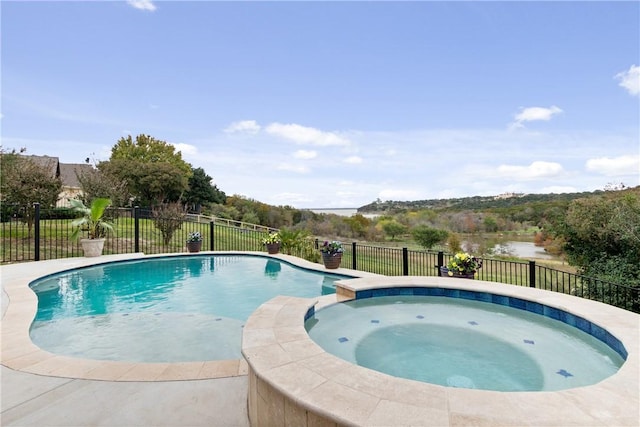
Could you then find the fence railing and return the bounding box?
[1,204,638,313]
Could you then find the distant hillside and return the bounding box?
[357,189,629,213]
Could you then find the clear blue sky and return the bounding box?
[2,1,639,208]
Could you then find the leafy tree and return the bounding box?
[344,214,371,238]
[447,233,462,253]
[483,216,499,233]
[184,167,226,213]
[101,134,192,206]
[412,225,449,250]
[76,162,129,208]
[0,151,62,235]
[550,188,640,308]
[241,210,260,225]
[153,203,185,246]
[380,219,407,241]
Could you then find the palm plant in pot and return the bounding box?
[69,198,114,257]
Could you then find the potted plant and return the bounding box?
[320,240,344,269]
[186,231,203,253]
[440,252,483,279]
[69,198,114,257]
[278,228,310,255]
[262,232,282,254]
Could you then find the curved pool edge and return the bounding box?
[241,276,639,426]
[0,252,376,382]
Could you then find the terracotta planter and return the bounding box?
[186,241,202,253]
[265,243,281,254]
[80,238,106,257]
[440,266,475,279]
[322,252,342,269]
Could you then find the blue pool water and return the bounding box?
[29,255,346,362]
[305,295,625,392]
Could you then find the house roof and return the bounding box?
[24,155,60,178]
[21,155,94,188]
[59,163,94,188]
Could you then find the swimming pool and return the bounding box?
[305,295,625,391]
[29,254,349,362]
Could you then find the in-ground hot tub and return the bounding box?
[305,292,625,392]
[242,276,639,426]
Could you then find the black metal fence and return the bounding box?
[2,204,638,313]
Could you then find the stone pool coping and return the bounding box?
[1,252,373,382]
[242,276,639,426]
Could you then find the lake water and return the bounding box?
[494,241,555,260]
[311,208,378,218]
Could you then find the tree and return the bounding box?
[483,216,499,233]
[76,162,129,208]
[153,203,186,246]
[550,188,640,308]
[344,214,371,238]
[447,233,462,253]
[412,225,449,250]
[241,210,260,225]
[184,167,226,212]
[0,151,62,234]
[100,134,192,207]
[379,219,407,241]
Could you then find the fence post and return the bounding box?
[34,203,40,261]
[529,260,536,288]
[437,251,444,276]
[210,221,215,251]
[352,242,357,270]
[134,206,140,253]
[402,247,409,276]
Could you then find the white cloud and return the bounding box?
[265,123,350,146]
[344,156,363,164]
[224,120,261,134]
[171,143,198,157]
[497,161,564,180]
[127,0,156,11]
[336,191,358,198]
[378,189,421,201]
[271,192,313,204]
[293,150,317,160]
[585,155,640,176]
[276,163,310,173]
[510,105,563,129]
[615,65,640,96]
